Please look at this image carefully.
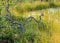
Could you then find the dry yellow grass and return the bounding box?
[50,21,60,43]
[9,8,60,43]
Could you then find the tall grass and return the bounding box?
[15,2,60,13]
[0,12,52,43]
[0,1,60,43]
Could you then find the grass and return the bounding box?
[14,1,60,13]
[0,8,60,43]
[0,1,60,43]
[0,11,50,43]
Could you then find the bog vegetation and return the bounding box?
[0,0,60,43]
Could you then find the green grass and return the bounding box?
[0,12,51,43]
[14,2,60,13]
[0,8,60,43]
[0,1,60,43]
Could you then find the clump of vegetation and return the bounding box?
[0,0,60,43]
[0,12,52,43]
[15,2,60,13]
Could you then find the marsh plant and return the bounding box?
[0,0,58,43]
